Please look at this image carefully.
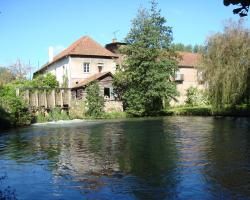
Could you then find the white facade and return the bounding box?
[44,56,117,88]
[69,57,116,87]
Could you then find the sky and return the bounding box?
[0,0,249,73]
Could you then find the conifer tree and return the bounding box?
[114,1,178,116]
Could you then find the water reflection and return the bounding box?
[204,118,250,199]
[0,117,250,199]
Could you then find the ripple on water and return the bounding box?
[0,117,250,200]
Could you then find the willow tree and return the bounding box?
[114,1,177,116]
[201,20,250,111]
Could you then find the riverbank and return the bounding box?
[164,105,250,117]
[1,105,249,131]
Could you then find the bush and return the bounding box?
[35,108,70,123]
[166,105,212,116]
[85,81,104,118]
[185,86,208,106]
[32,73,59,88]
[69,99,86,119]
[0,85,31,128]
[103,112,127,119]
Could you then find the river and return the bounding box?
[0,117,250,200]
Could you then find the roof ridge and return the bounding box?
[34,36,118,75]
[70,36,88,52]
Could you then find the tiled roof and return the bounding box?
[35,36,117,74]
[72,71,113,88]
[178,51,201,67]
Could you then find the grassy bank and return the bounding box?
[164,104,250,117]
[31,105,250,124]
[34,109,128,123]
[165,106,212,116]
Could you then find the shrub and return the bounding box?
[185,86,208,106]
[0,85,31,128]
[35,108,70,123]
[167,105,212,116]
[69,99,86,119]
[31,73,59,88]
[85,81,104,118]
[103,112,127,119]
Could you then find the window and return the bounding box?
[174,70,184,82]
[98,65,103,73]
[98,63,104,73]
[104,88,110,98]
[104,87,114,100]
[83,63,90,73]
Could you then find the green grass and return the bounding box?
[102,111,128,119]
[165,105,212,116]
[35,108,70,123]
[35,110,128,123]
[165,104,250,117]
[213,104,250,117]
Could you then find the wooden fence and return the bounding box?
[16,88,72,109]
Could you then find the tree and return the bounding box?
[114,0,178,116]
[0,67,15,86]
[24,73,59,88]
[40,73,59,88]
[224,0,250,17]
[200,20,250,111]
[86,81,104,117]
[9,59,31,80]
[193,44,205,53]
[171,43,193,52]
[0,84,31,128]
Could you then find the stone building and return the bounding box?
[34,36,202,106]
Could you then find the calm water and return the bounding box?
[0,117,250,200]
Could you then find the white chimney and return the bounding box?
[48,46,54,62]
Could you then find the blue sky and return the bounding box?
[0,0,248,72]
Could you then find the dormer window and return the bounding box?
[83,63,90,73]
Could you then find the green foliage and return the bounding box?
[35,108,70,123]
[200,20,250,111]
[214,103,250,116]
[103,112,128,119]
[166,105,212,116]
[193,44,205,53]
[9,73,59,89]
[171,43,204,53]
[0,85,31,128]
[69,99,86,119]
[114,1,178,116]
[224,0,250,17]
[86,81,104,117]
[62,69,69,88]
[31,73,59,88]
[185,86,208,106]
[171,43,193,52]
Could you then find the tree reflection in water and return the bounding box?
[204,118,250,199]
[1,118,250,199]
[1,119,179,199]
